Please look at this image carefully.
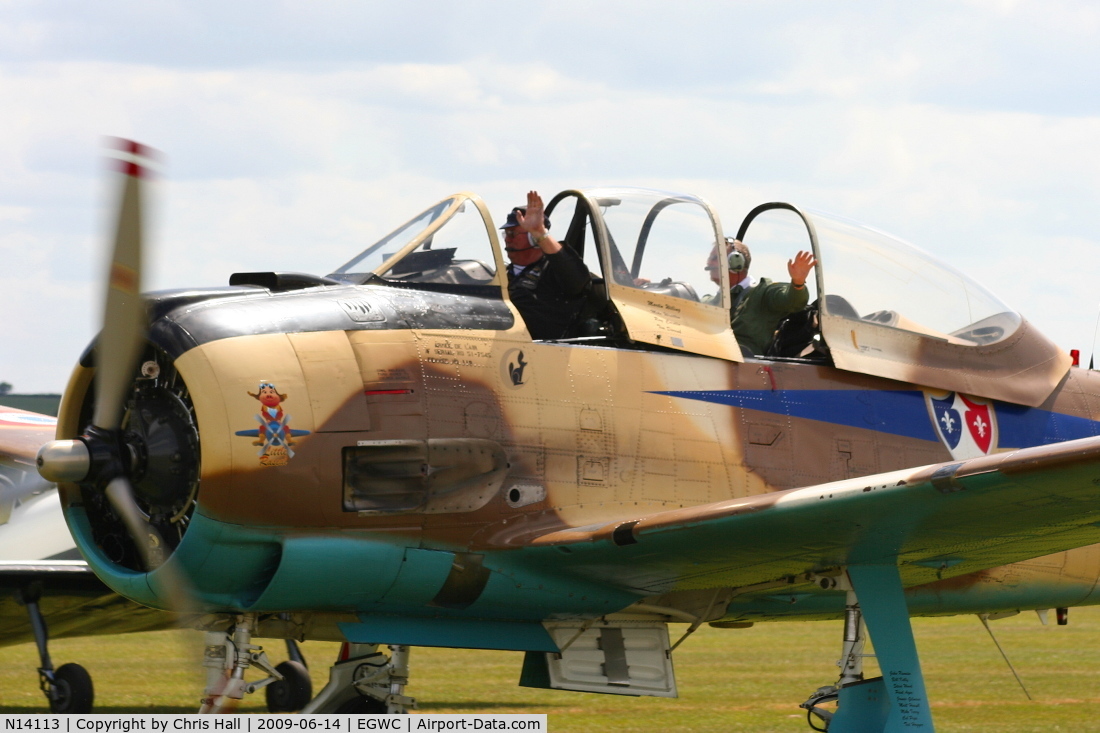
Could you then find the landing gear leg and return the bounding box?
[199,614,287,713]
[801,591,865,730]
[800,566,934,732]
[285,638,307,667]
[16,584,94,713]
[301,643,416,713]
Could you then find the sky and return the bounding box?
[2,0,1100,392]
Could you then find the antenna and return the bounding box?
[1089,302,1100,369]
[978,614,1031,700]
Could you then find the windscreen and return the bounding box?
[330,198,455,283]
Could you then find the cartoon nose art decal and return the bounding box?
[926,391,998,459]
[234,382,311,467]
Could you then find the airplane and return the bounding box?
[12,137,1100,728]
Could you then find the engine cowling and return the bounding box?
[55,344,200,572]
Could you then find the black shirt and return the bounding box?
[507,246,591,340]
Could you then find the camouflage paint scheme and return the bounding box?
[37,188,1100,651]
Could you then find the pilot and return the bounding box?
[705,237,817,355]
[502,190,592,340]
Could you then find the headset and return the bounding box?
[727,249,747,273]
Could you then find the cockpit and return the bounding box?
[738,204,1021,347]
[328,187,1068,406]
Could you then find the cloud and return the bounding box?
[2,2,1100,390]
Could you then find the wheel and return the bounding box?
[49,663,94,714]
[335,695,389,714]
[266,660,312,712]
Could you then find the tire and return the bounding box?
[49,663,94,714]
[266,660,312,712]
[335,695,389,714]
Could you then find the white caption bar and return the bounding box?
[0,715,547,733]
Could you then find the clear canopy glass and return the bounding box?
[331,198,454,283]
[811,210,1021,346]
[735,206,820,306]
[328,186,1023,353]
[329,197,497,286]
[585,188,724,304]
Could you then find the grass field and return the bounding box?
[2,607,1099,731]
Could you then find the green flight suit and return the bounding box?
[730,278,809,355]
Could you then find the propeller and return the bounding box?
[36,140,289,712]
[35,139,191,597]
[87,140,165,578]
[37,140,150,475]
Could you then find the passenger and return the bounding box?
[704,237,816,355]
[502,190,592,340]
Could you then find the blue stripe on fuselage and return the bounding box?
[996,402,1100,446]
[655,389,1100,448]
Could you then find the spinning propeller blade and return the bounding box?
[105,474,198,614]
[93,140,149,431]
[39,139,195,602]
[104,476,157,568]
[39,140,285,711]
[91,141,197,607]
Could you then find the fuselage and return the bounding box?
[52,279,1100,642]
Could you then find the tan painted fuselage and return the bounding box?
[54,315,1100,624]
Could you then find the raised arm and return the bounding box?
[516,191,563,255]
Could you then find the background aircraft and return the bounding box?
[0,404,176,711]
[12,141,1100,729]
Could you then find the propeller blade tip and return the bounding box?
[104,137,162,179]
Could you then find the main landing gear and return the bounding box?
[801,592,865,731]
[301,643,414,714]
[16,584,94,713]
[799,566,935,732]
[199,614,313,713]
[196,614,414,714]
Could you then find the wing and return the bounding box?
[0,406,57,512]
[519,435,1100,595]
[0,406,72,554]
[0,561,176,646]
[0,406,56,462]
